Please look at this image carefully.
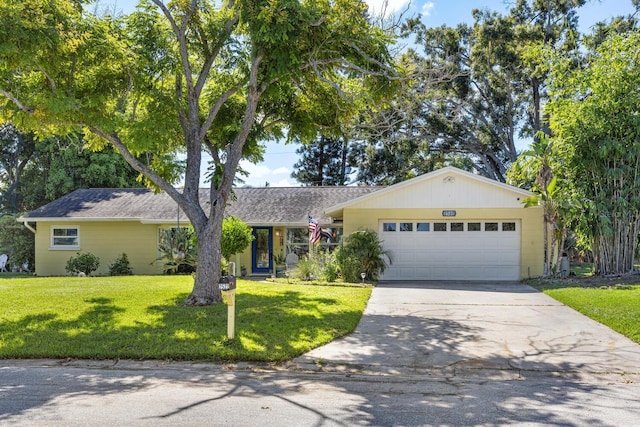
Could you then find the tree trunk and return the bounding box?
[593,213,640,275]
[183,208,225,306]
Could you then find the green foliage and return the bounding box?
[292,256,316,281]
[221,216,254,260]
[273,252,286,265]
[352,0,587,183]
[291,135,352,186]
[108,253,133,276]
[0,276,372,361]
[292,250,340,283]
[546,31,640,275]
[0,214,34,270]
[0,127,144,213]
[158,227,197,274]
[335,229,392,283]
[0,0,397,303]
[318,251,340,283]
[65,252,100,276]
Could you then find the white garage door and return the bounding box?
[379,220,520,281]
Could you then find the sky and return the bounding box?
[98,0,638,187]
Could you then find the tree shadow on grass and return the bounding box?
[0,289,363,362]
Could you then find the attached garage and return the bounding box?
[325,167,544,281]
[378,219,520,280]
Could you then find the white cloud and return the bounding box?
[365,0,411,16]
[272,167,291,175]
[422,1,435,16]
[238,160,295,187]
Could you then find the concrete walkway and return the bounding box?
[294,281,640,377]
[1,281,640,426]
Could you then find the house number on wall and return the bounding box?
[442,210,457,217]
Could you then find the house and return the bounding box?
[18,166,544,280]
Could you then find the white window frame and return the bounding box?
[50,225,80,250]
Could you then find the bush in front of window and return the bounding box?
[290,250,340,283]
[108,253,133,276]
[66,252,100,276]
[292,256,316,281]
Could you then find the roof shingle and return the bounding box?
[23,186,383,225]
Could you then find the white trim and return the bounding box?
[22,217,140,222]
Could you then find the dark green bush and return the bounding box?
[335,228,392,282]
[108,253,133,276]
[66,252,100,276]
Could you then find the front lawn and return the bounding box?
[0,276,371,362]
[530,278,640,344]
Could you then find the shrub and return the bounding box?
[66,252,100,276]
[316,250,339,282]
[335,228,392,283]
[108,253,133,276]
[158,227,197,274]
[221,216,254,260]
[321,259,340,282]
[293,256,316,281]
[290,250,340,282]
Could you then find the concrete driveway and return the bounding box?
[294,281,640,376]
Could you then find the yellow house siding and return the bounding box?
[35,222,163,276]
[342,207,544,279]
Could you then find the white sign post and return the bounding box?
[219,262,236,340]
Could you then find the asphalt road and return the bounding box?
[1,281,639,426]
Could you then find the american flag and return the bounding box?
[308,215,321,244]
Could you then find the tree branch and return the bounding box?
[194,6,240,100]
[0,89,34,114]
[152,0,194,91]
[90,126,198,217]
[200,84,241,138]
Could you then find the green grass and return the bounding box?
[530,280,640,344]
[0,275,371,362]
[570,262,594,277]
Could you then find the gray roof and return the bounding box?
[22,186,383,226]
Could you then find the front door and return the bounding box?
[252,227,273,274]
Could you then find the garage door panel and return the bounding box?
[380,220,520,281]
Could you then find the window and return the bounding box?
[434,222,447,232]
[417,222,430,232]
[51,226,79,249]
[485,222,499,231]
[319,227,342,252]
[502,222,516,231]
[286,227,309,257]
[451,222,464,232]
[400,222,413,232]
[383,223,397,232]
[468,222,481,231]
[286,227,343,257]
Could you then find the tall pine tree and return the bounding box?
[291,135,352,186]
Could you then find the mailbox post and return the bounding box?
[218,275,236,339]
